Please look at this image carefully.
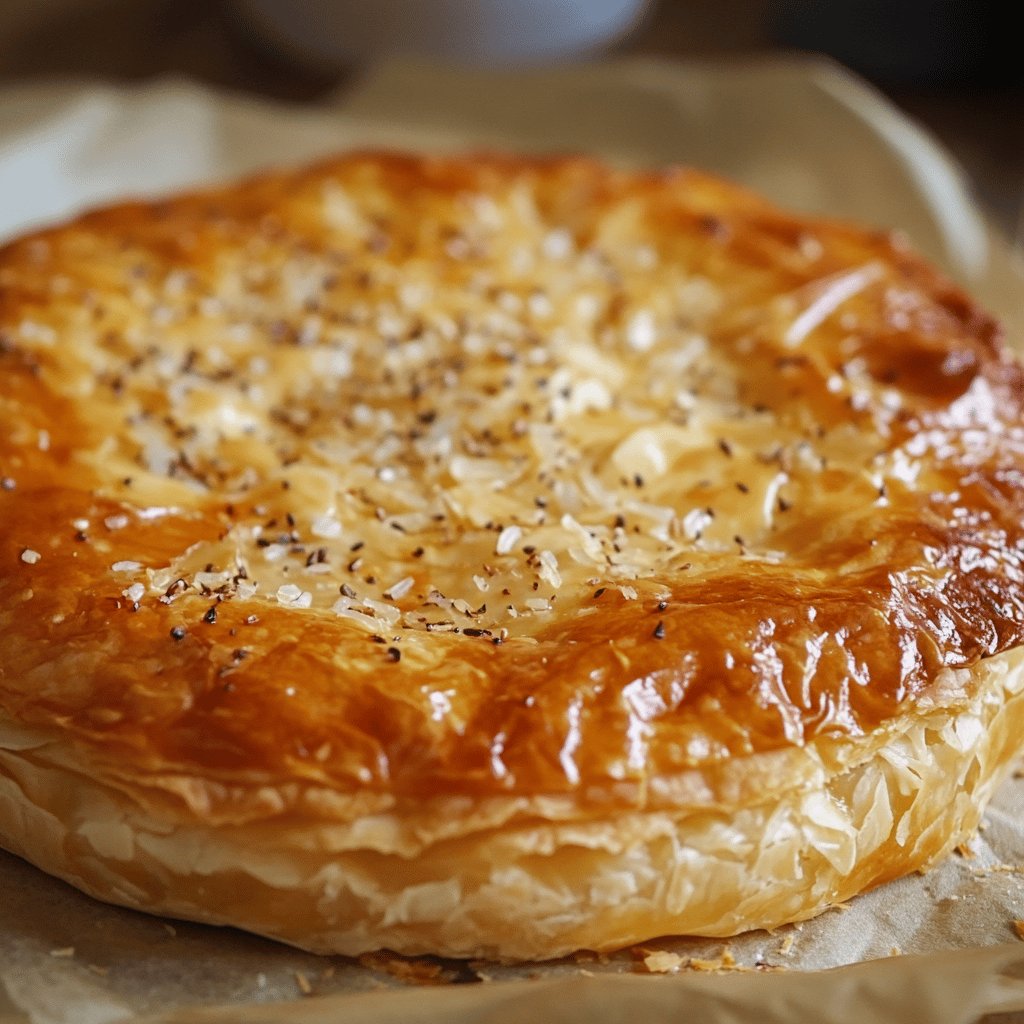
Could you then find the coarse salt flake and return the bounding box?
[537,549,562,589]
[123,583,145,603]
[383,576,415,601]
[495,525,522,556]
[20,548,41,565]
[542,229,573,260]
[311,515,342,539]
[104,515,130,531]
[111,560,142,572]
[625,310,657,352]
[277,584,312,608]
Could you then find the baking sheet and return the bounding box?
[2,58,1024,1023]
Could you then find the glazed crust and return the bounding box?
[1,153,1023,956]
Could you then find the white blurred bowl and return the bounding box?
[234,0,651,69]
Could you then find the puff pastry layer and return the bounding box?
[1,153,1023,958]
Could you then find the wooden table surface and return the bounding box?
[0,0,1020,239]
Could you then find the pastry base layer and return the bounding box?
[1,648,1022,960]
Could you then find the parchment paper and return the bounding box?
[2,58,1024,1023]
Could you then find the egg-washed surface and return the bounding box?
[1,153,1023,803]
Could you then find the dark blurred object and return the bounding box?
[0,0,338,101]
[0,0,1019,237]
[772,1,1018,86]
[234,0,653,70]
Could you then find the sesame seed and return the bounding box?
[170,626,187,641]
[653,621,666,640]
[203,606,218,624]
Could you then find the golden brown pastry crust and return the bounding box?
[1,153,1023,956]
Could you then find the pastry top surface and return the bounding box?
[1,152,1023,810]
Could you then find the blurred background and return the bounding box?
[0,0,1020,236]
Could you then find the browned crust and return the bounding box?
[1,152,1023,813]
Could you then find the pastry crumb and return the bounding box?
[1013,920,1024,941]
[357,951,450,985]
[972,862,1024,877]
[641,950,685,974]
[688,947,738,972]
[87,964,109,977]
[49,947,75,958]
[294,970,313,996]
[955,842,977,858]
[777,933,795,956]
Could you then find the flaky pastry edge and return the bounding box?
[1,648,1023,960]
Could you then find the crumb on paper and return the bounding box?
[973,863,1024,877]
[162,923,177,937]
[955,842,977,858]
[688,947,739,973]
[641,950,685,974]
[49,947,75,958]
[294,970,313,996]
[87,964,109,977]
[357,951,451,985]
[1013,920,1024,941]
[889,945,903,957]
[778,933,795,956]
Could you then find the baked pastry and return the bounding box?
[1,153,1022,960]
